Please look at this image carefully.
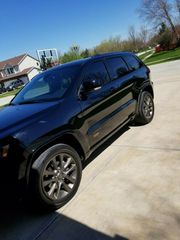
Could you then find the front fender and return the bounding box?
[24,129,88,184]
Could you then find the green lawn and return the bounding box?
[144,47,180,65]
[0,87,23,99]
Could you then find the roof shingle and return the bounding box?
[0,67,34,82]
[0,54,27,70]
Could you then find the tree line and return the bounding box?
[42,0,180,67]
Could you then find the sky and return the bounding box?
[0,0,143,60]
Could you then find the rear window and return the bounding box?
[122,55,141,71]
[105,57,128,80]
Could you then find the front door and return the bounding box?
[79,61,113,147]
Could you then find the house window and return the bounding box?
[7,68,14,75]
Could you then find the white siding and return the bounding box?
[2,69,7,77]
[19,55,40,71]
[27,68,40,80]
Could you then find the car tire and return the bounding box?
[30,144,82,210]
[134,91,154,125]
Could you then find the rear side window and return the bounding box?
[122,55,140,71]
[105,57,128,80]
[83,61,110,84]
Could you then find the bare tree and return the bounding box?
[139,26,149,46]
[139,0,179,41]
[175,0,180,20]
[128,26,138,51]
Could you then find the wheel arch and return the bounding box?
[142,85,154,99]
[26,133,86,184]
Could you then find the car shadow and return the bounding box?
[0,200,128,240]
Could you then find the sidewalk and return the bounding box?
[136,49,152,56]
[0,96,14,107]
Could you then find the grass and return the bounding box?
[144,47,180,65]
[139,50,154,60]
[0,87,23,99]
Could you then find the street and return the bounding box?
[0,60,180,240]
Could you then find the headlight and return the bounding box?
[0,145,10,158]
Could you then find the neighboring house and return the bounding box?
[0,54,41,88]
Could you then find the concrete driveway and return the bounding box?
[0,60,180,240]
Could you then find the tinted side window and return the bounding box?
[83,62,110,84]
[122,55,140,71]
[106,57,128,80]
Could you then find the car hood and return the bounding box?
[0,101,61,138]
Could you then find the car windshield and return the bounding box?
[11,65,80,104]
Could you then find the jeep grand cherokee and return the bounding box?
[0,52,154,210]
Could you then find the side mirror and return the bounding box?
[83,79,101,92]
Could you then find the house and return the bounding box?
[0,53,41,88]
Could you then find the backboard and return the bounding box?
[37,48,59,67]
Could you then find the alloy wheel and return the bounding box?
[142,95,153,119]
[41,153,77,201]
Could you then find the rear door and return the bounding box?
[101,56,137,132]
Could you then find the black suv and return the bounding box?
[0,52,154,210]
